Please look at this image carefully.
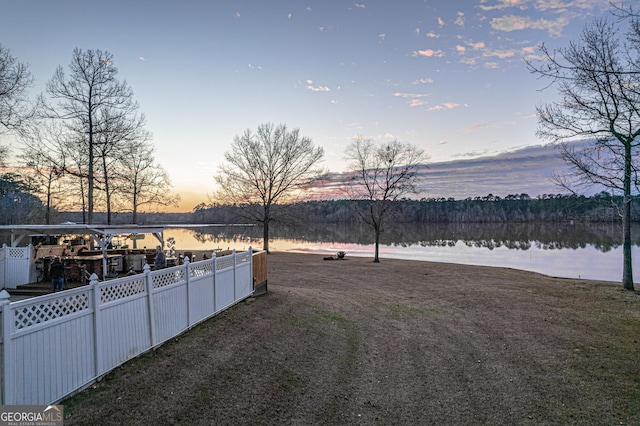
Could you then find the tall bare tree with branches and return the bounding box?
[118,138,179,223]
[18,147,67,224]
[213,123,324,253]
[527,6,640,290]
[93,107,151,223]
[0,43,33,135]
[39,48,137,224]
[343,138,427,263]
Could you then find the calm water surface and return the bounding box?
[164,222,640,283]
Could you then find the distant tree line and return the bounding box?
[191,192,638,225]
[0,172,52,225]
[3,190,636,227]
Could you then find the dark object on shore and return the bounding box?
[324,251,347,261]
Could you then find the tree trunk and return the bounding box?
[104,157,111,224]
[45,180,52,225]
[132,178,138,224]
[622,143,634,290]
[263,218,270,254]
[373,226,380,263]
[88,113,94,224]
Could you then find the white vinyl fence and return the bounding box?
[0,249,258,405]
[0,244,34,290]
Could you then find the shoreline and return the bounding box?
[184,248,624,285]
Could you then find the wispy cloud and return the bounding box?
[483,48,515,59]
[490,15,568,37]
[465,121,497,132]
[394,92,430,107]
[455,12,465,27]
[453,149,491,159]
[426,31,440,38]
[412,49,445,58]
[393,92,429,99]
[427,102,461,111]
[465,117,521,132]
[307,79,330,92]
[455,39,533,67]
[353,3,365,9]
[478,0,527,12]
[412,78,434,85]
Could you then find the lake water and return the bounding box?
[163,222,640,283]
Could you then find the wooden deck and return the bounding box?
[10,279,90,300]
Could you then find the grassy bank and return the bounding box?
[62,253,640,425]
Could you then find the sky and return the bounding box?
[0,0,615,211]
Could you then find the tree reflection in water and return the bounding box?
[164,222,640,282]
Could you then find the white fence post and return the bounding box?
[90,273,102,377]
[185,258,191,326]
[232,249,237,300]
[0,244,6,291]
[1,290,12,404]
[249,246,254,295]
[212,252,217,312]
[143,264,156,347]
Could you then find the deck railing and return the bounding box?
[0,248,265,405]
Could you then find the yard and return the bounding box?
[62,252,640,425]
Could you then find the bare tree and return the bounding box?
[20,116,91,220]
[0,43,33,135]
[18,147,66,224]
[527,9,640,290]
[93,107,149,223]
[344,138,427,263]
[0,145,8,166]
[39,48,137,224]
[213,123,324,253]
[118,138,179,223]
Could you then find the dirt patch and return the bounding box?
[62,252,640,425]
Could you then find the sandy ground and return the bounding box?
[62,252,640,425]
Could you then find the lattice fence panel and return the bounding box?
[216,256,234,271]
[153,269,185,289]
[14,293,90,330]
[8,247,28,259]
[100,278,146,303]
[190,262,213,278]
